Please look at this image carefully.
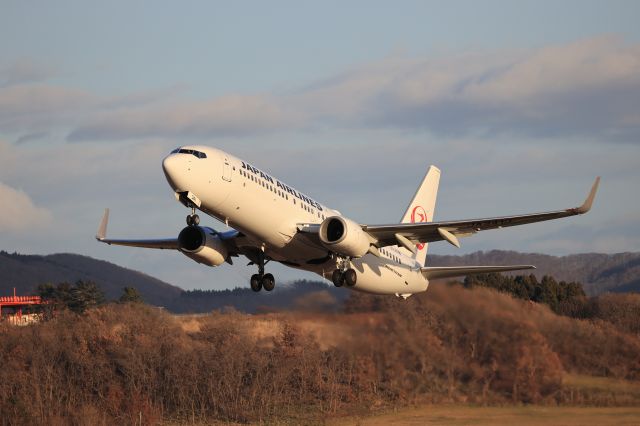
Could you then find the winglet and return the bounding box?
[96,208,109,240]
[576,177,600,214]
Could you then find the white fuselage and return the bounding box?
[162,146,429,295]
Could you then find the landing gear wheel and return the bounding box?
[262,273,275,291]
[249,252,275,292]
[186,214,200,226]
[332,269,345,287]
[344,269,357,287]
[250,274,262,292]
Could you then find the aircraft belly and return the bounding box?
[265,236,329,265]
[305,254,428,295]
[312,255,422,295]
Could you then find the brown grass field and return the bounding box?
[330,405,640,426]
[3,284,640,425]
[174,312,640,426]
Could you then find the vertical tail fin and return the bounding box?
[400,166,440,267]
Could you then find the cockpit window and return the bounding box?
[174,148,207,159]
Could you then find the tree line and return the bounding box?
[1,275,638,424]
[35,281,142,317]
[2,285,639,425]
[460,273,640,334]
[462,273,586,315]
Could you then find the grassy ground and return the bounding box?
[328,374,640,426]
[329,406,640,426]
[563,374,640,397]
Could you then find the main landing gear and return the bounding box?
[186,206,200,226]
[331,257,357,287]
[249,252,275,292]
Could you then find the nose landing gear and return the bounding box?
[186,206,200,226]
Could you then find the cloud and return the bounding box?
[14,131,49,145]
[0,84,95,133]
[67,94,297,141]
[2,36,638,143]
[0,83,183,137]
[0,182,52,232]
[294,36,640,141]
[525,211,640,254]
[0,59,54,87]
[59,36,640,143]
[99,85,187,110]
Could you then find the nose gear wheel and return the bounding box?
[186,206,200,226]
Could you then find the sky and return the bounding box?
[1,1,639,291]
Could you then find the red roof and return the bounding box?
[0,295,43,306]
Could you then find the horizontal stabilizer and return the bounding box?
[421,265,535,280]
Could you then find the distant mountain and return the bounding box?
[2,250,639,313]
[172,280,349,314]
[0,251,182,307]
[428,250,640,295]
[0,251,347,313]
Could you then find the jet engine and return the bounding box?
[319,216,370,258]
[178,226,228,267]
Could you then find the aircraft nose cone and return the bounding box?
[162,154,184,190]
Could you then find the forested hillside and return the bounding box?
[2,285,639,424]
[0,251,182,307]
[429,250,640,295]
[2,250,639,314]
[173,280,348,313]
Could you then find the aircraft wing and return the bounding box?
[97,237,180,249]
[95,208,249,265]
[95,209,180,249]
[364,177,600,249]
[421,265,535,280]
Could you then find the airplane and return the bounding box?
[96,145,600,298]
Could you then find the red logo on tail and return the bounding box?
[411,206,428,251]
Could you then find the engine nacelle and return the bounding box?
[319,216,370,258]
[178,226,228,267]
